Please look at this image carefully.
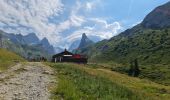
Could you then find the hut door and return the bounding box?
[59,57,62,62]
[55,58,57,63]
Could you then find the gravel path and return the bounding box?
[0,62,56,100]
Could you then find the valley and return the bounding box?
[0,1,170,100]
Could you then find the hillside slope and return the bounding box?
[142,1,170,29]
[48,63,170,100]
[78,2,170,65]
[81,27,170,64]
[0,49,24,70]
[75,2,170,86]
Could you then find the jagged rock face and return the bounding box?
[78,33,94,49]
[40,38,55,54]
[6,33,39,45]
[23,33,40,44]
[41,38,50,47]
[69,35,101,52]
[5,33,24,44]
[0,30,55,58]
[142,2,170,29]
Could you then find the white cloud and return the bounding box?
[55,1,85,34]
[56,14,85,33]
[61,1,122,45]
[65,18,122,43]
[0,0,87,47]
[70,14,85,27]
[86,2,94,11]
[0,0,122,49]
[0,0,63,44]
[85,0,102,11]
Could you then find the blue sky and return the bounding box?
[0,0,169,48]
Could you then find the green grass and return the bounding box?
[139,64,170,85]
[77,27,170,65]
[46,63,170,100]
[90,62,170,86]
[0,48,25,71]
[49,63,141,100]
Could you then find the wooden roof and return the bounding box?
[53,49,73,57]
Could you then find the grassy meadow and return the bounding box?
[47,63,170,100]
[87,62,170,85]
[0,48,25,71]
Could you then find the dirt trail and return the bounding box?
[0,62,56,100]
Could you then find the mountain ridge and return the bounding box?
[0,31,55,59]
[76,1,170,64]
[23,33,40,45]
[141,1,170,29]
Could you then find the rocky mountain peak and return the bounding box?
[82,33,88,39]
[142,1,170,29]
[78,33,94,49]
[40,37,55,54]
[24,33,39,44]
[41,37,50,45]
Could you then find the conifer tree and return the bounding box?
[128,59,140,77]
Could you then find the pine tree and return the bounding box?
[128,61,134,76]
[128,59,140,77]
[134,59,140,77]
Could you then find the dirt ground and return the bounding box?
[0,62,56,100]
